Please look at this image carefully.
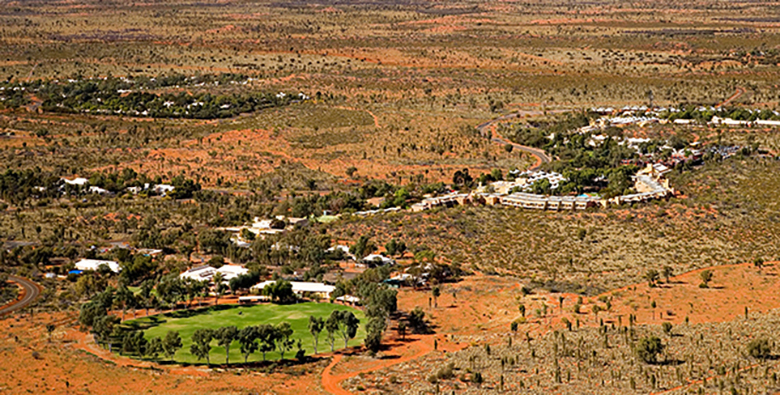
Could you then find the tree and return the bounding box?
[349,235,376,259]
[519,303,526,317]
[385,239,406,257]
[432,286,440,308]
[346,166,358,177]
[163,331,183,361]
[190,329,214,365]
[333,310,359,349]
[325,313,339,352]
[116,285,134,320]
[365,316,386,353]
[748,338,772,360]
[79,301,106,330]
[662,266,674,283]
[216,326,238,365]
[308,316,324,355]
[263,280,294,304]
[662,322,673,336]
[237,326,259,363]
[645,269,659,287]
[147,337,163,360]
[409,307,428,334]
[93,315,120,348]
[699,270,713,288]
[397,321,407,340]
[276,322,294,360]
[139,279,155,316]
[213,272,227,305]
[46,323,55,342]
[635,336,664,364]
[257,324,278,361]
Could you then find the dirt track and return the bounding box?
[476,111,555,171]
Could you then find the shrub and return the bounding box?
[747,338,772,360]
[635,336,664,364]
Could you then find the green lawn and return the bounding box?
[121,302,365,364]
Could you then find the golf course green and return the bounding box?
[122,302,365,364]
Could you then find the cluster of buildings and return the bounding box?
[59,177,177,197]
[411,162,674,213]
[222,216,309,246]
[590,106,780,129]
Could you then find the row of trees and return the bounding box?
[113,309,361,365]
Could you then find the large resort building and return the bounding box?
[412,163,674,213]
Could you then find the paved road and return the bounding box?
[477,111,556,171]
[0,276,41,316]
[716,87,745,109]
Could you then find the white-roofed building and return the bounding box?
[217,264,249,280]
[62,177,89,186]
[362,254,395,267]
[251,281,336,299]
[179,265,216,282]
[74,258,121,273]
[179,264,249,283]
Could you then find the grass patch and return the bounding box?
[122,302,365,364]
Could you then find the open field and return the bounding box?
[124,302,366,364]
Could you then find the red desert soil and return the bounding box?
[5,263,778,394]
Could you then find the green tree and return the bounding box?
[409,307,428,334]
[432,286,440,308]
[190,329,214,365]
[147,337,163,360]
[397,321,407,340]
[263,280,294,304]
[635,336,664,364]
[213,272,225,304]
[334,310,359,349]
[365,316,386,353]
[308,316,324,355]
[257,324,278,361]
[237,326,259,363]
[216,326,238,365]
[350,235,376,259]
[325,313,339,352]
[163,331,183,361]
[46,323,55,342]
[276,322,294,360]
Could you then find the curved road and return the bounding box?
[0,276,41,316]
[477,111,555,171]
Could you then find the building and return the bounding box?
[251,281,336,299]
[74,259,121,273]
[362,254,396,267]
[62,177,88,186]
[179,264,249,283]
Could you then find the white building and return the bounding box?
[179,264,249,283]
[362,254,396,266]
[62,177,88,186]
[251,281,336,298]
[74,259,121,273]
